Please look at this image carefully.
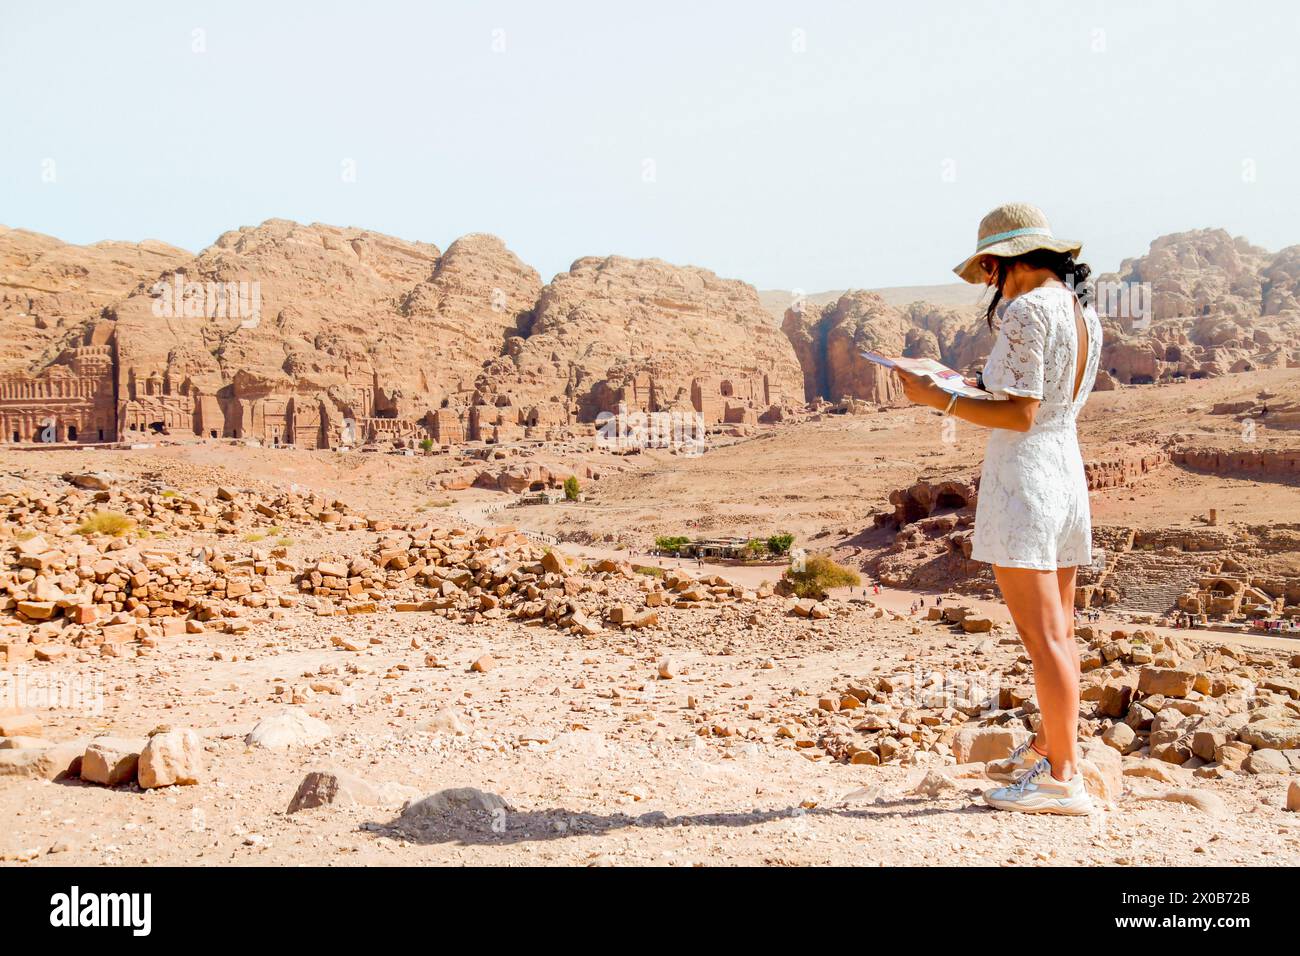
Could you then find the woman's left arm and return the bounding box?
[894,368,1040,432]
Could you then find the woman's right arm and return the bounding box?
[895,368,1040,432]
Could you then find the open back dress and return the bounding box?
[970,285,1103,571]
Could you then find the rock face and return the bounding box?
[781,292,990,405]
[1097,229,1300,384]
[1,222,802,447]
[108,220,537,450]
[0,226,189,373]
[0,227,189,444]
[480,254,804,425]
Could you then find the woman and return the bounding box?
[894,202,1102,815]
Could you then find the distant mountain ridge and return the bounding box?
[1,222,1294,449]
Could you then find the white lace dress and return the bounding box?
[970,285,1102,571]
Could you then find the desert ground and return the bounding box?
[2,365,1298,867]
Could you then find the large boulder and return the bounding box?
[245,709,332,749]
[401,787,513,818]
[1238,719,1300,751]
[80,737,146,786]
[952,725,1030,764]
[287,768,419,813]
[138,729,204,788]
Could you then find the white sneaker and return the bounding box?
[986,736,1046,780]
[983,758,1093,815]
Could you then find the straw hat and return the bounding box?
[952,202,1082,284]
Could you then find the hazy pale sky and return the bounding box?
[2,0,1297,291]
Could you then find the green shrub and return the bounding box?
[782,554,860,599]
[633,565,665,577]
[767,532,795,556]
[563,475,581,500]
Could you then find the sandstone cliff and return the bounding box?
[0,226,189,371]
[780,292,990,404]
[1097,228,1300,383]
[1,221,806,445]
[479,254,804,423]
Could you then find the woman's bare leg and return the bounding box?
[992,565,1080,780]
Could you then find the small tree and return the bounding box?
[767,532,795,556]
[419,437,434,454]
[655,535,691,555]
[742,538,767,560]
[563,475,581,500]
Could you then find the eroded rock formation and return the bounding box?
[1097,229,1300,384]
[478,254,803,425]
[0,223,800,448]
[781,292,991,405]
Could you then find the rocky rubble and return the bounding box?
[0,472,421,662]
[4,472,374,539]
[0,527,300,663]
[804,615,1300,786]
[293,529,769,633]
[1,471,773,665]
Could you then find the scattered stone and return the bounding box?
[1244,748,1290,775]
[1103,721,1138,754]
[425,708,471,735]
[0,740,85,781]
[911,769,957,798]
[1238,719,1300,751]
[1138,666,1196,699]
[1080,739,1123,805]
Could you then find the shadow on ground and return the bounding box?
[366,789,991,847]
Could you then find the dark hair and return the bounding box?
[983,249,1092,328]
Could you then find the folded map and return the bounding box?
[860,351,994,400]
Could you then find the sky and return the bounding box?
[2,0,1298,292]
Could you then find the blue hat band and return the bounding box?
[976,226,1053,251]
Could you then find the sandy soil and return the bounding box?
[5,590,1298,867]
